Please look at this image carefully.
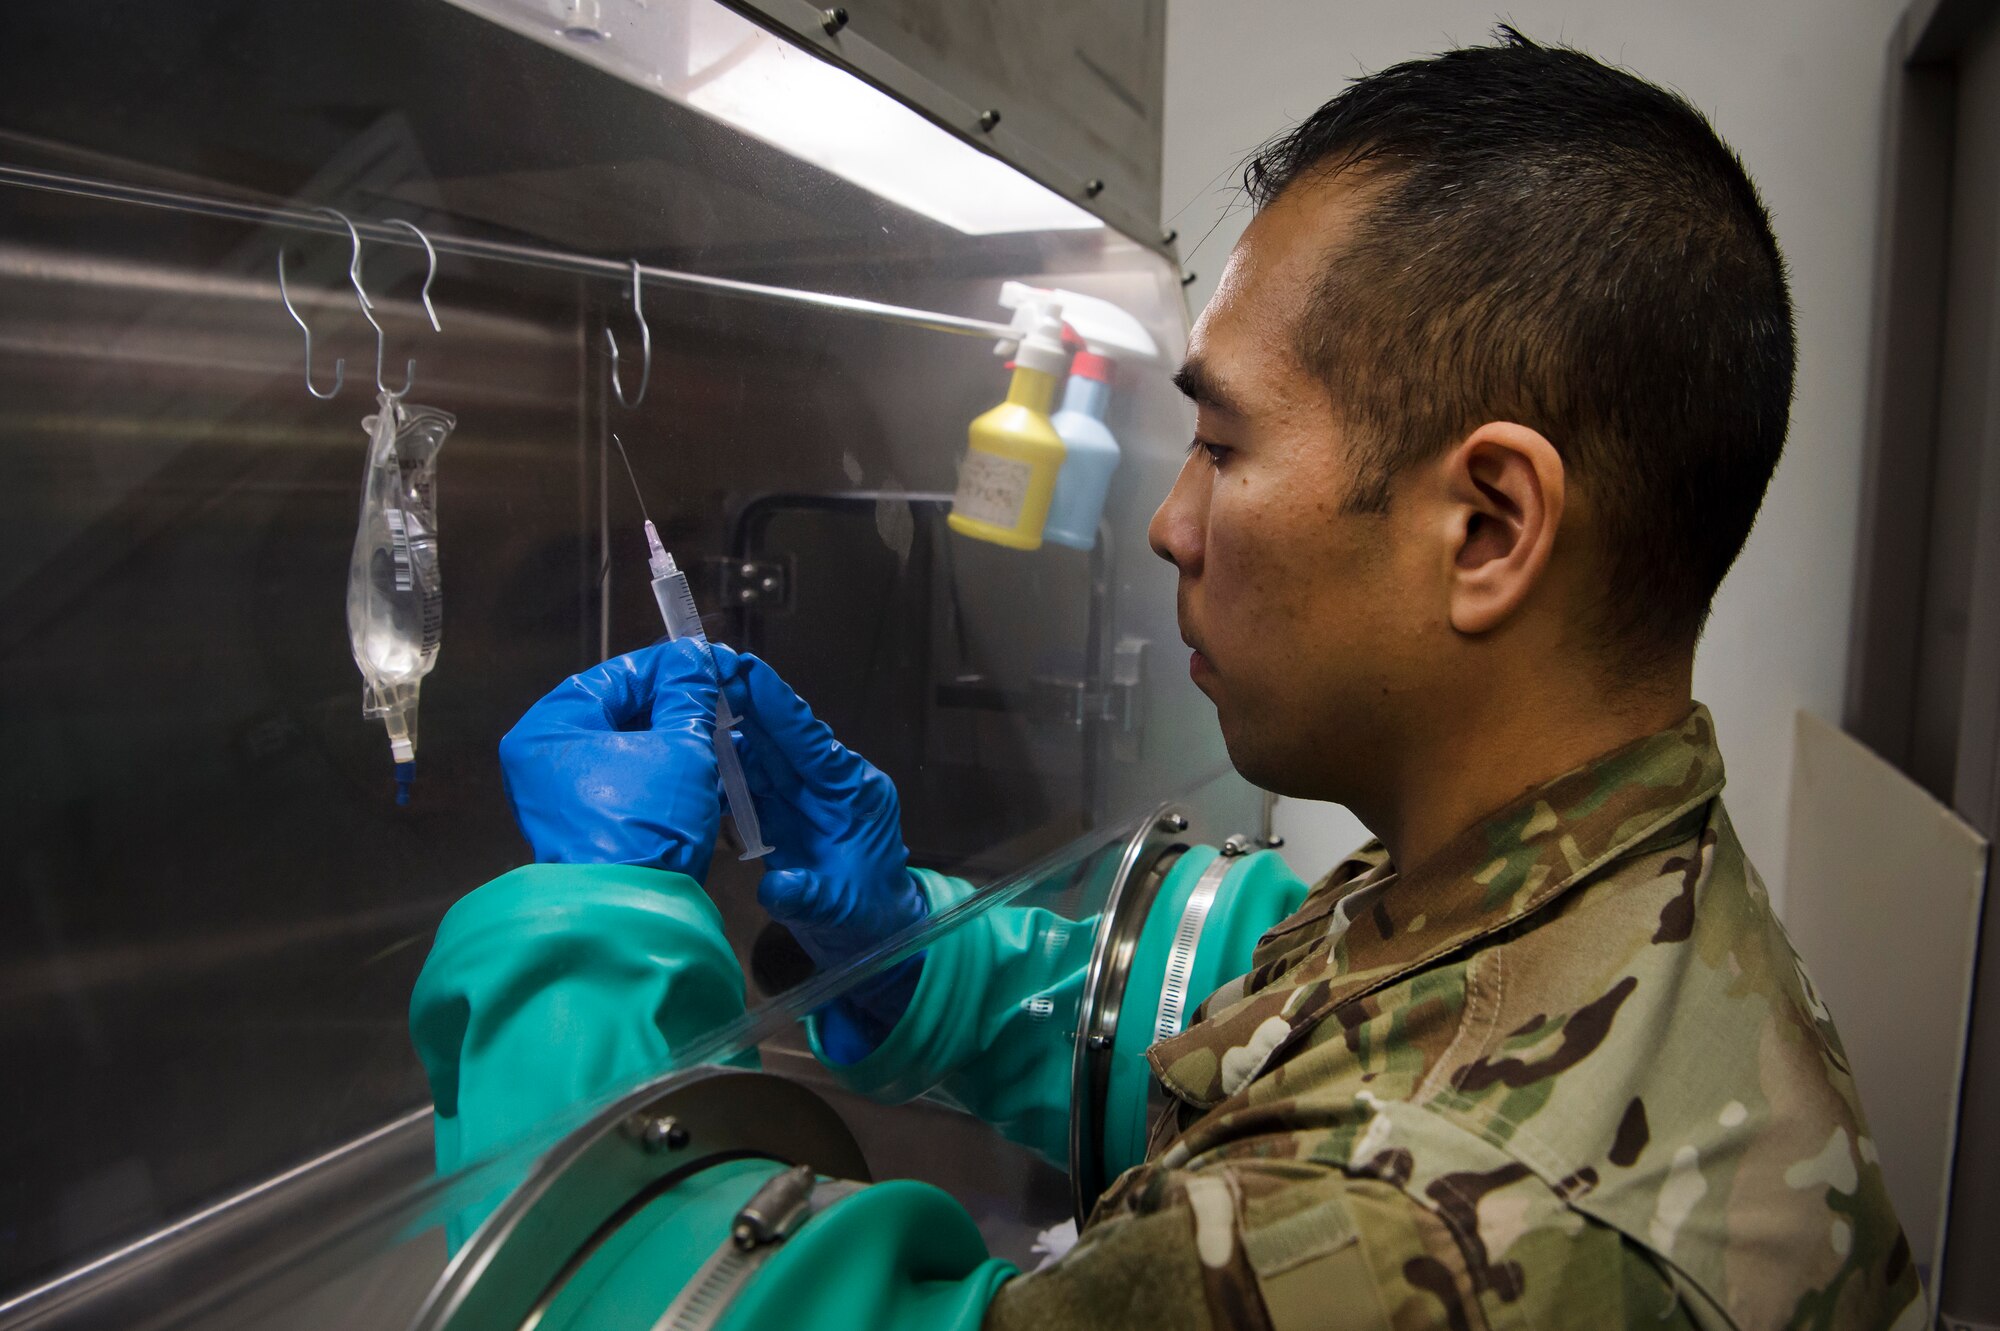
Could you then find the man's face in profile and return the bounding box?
[1149,177,1449,806]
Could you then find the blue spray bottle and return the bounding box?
[1043,347,1120,550]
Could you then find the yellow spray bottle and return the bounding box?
[948,294,1071,550]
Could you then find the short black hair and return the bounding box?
[1243,26,1794,662]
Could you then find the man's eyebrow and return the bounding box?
[1172,357,1246,416]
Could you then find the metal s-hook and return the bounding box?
[313,206,407,398]
[314,206,369,310]
[383,218,443,334]
[605,259,652,408]
[367,218,443,401]
[276,248,344,400]
[315,207,432,400]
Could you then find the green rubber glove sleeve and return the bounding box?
[409,864,752,1226]
[807,851,1310,1169]
[534,1158,789,1331]
[530,1161,1015,1331]
[806,869,1098,1163]
[722,1181,1016,1331]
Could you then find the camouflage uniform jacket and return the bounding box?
[989,705,1923,1330]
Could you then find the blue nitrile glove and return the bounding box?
[712,646,929,1059]
[498,640,722,877]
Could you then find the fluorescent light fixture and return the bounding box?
[448,0,1105,236]
[676,16,1102,235]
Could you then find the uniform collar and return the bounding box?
[1148,704,1726,1107]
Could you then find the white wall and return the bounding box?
[1164,0,1905,905]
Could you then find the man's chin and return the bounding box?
[1219,716,1333,801]
[1217,718,1280,790]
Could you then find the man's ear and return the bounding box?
[1440,422,1566,635]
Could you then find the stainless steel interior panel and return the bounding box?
[0,194,595,1289]
[0,0,1253,1306]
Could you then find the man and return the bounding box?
[417,29,1919,1330]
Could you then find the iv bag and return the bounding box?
[347,393,455,791]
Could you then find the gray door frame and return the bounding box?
[1846,0,2000,1322]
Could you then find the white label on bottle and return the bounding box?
[952,451,1033,529]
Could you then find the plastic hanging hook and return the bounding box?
[276,248,345,400]
[605,259,652,408]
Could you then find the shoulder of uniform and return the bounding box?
[1242,844,1394,976]
[1102,1140,1682,1330]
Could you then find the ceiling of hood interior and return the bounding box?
[0,0,1100,282]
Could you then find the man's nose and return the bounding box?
[1148,453,1207,574]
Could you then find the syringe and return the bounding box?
[644,520,773,860]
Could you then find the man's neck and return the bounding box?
[1368,672,1694,874]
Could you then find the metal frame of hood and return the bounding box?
[719,0,1178,261]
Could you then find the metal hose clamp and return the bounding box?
[650,1169,863,1331]
[1153,854,1233,1044]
